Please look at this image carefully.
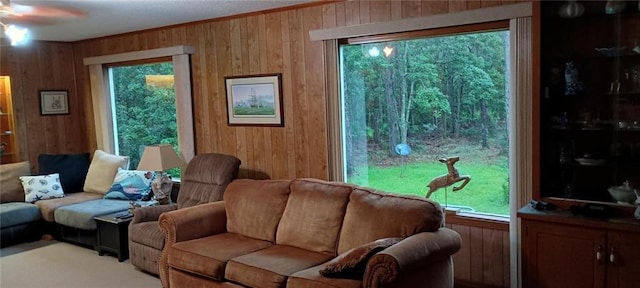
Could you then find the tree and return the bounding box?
[111,62,178,169]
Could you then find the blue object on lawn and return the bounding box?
[395,143,411,156]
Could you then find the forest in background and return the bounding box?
[341,31,511,214]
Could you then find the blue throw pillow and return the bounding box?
[104,169,154,200]
[38,153,90,193]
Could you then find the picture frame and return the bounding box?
[225,73,283,126]
[40,90,69,115]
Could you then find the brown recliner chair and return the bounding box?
[127,153,241,276]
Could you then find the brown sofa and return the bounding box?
[159,178,461,288]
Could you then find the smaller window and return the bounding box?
[109,62,181,177]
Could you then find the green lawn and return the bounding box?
[347,158,510,216]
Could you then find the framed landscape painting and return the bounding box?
[225,73,283,126]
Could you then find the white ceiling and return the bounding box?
[6,0,318,42]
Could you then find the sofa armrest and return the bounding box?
[130,204,177,225]
[158,201,227,288]
[158,201,227,244]
[363,228,461,288]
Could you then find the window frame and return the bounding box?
[83,46,195,163]
[337,22,512,217]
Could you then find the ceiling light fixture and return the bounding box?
[0,21,28,46]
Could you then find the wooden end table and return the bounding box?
[94,211,133,262]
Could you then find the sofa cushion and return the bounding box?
[337,188,443,254]
[20,173,65,203]
[225,245,334,288]
[167,233,272,281]
[0,161,31,203]
[53,199,130,230]
[35,192,103,222]
[319,237,403,279]
[38,153,90,193]
[83,150,130,194]
[103,169,153,200]
[288,264,362,288]
[0,202,41,228]
[225,179,291,242]
[276,178,352,255]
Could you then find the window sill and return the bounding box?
[444,208,509,231]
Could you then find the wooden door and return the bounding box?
[522,220,606,288]
[606,231,640,288]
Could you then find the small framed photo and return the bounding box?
[225,73,283,127]
[40,90,69,115]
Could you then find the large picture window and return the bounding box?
[340,29,510,216]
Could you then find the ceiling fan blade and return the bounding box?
[10,3,85,18]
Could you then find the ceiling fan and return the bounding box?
[1,0,85,25]
[1,0,85,45]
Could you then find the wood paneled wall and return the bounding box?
[3,41,89,171]
[447,215,511,288]
[3,2,524,287]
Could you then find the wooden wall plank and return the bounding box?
[359,0,371,24]
[266,12,287,180]
[452,224,472,281]
[469,227,485,283]
[503,230,510,286]
[303,5,328,179]
[423,0,449,16]
[401,0,421,18]
[369,0,391,23]
[483,229,505,286]
[289,9,310,178]
[280,10,297,179]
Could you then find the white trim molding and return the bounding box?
[309,2,532,41]
[84,45,196,163]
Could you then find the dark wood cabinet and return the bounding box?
[519,206,640,288]
[539,1,640,206]
[605,230,640,288]
[94,212,133,262]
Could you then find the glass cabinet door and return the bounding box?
[540,1,640,205]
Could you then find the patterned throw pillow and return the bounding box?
[19,173,66,203]
[103,169,154,200]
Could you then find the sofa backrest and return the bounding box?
[275,178,353,255]
[336,187,443,254]
[223,178,444,256]
[177,153,241,209]
[0,161,31,203]
[224,179,291,242]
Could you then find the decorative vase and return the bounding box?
[559,0,585,18]
[564,62,582,95]
[605,0,626,14]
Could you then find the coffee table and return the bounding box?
[94,211,133,262]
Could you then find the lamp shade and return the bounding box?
[137,144,184,171]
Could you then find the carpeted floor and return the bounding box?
[0,239,160,288]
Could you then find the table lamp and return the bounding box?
[137,144,184,204]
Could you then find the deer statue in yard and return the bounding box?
[425,156,471,198]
